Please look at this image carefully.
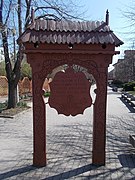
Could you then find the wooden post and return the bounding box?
[92,70,107,165]
[32,73,46,167]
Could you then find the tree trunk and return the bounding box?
[8,80,17,108]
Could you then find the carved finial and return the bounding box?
[106,9,109,25]
[31,7,35,23]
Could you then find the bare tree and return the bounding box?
[122,1,135,46]
[0,0,84,108]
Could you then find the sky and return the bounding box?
[79,0,133,71]
[0,0,132,69]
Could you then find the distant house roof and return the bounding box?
[18,18,123,47]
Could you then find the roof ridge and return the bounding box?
[18,18,124,47]
[94,22,110,31]
[28,19,107,32]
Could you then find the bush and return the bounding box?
[21,61,32,79]
[112,80,123,88]
[123,81,135,91]
[0,61,6,76]
[17,101,27,108]
[0,101,7,112]
[44,91,51,97]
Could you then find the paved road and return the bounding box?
[0,87,135,179]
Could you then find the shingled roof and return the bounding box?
[18,17,123,47]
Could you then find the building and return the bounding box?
[109,50,135,83]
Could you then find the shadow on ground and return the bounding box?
[0,165,37,180]
[43,164,100,180]
[1,112,135,179]
[118,154,135,168]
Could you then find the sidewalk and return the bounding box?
[0,96,7,103]
[0,87,135,179]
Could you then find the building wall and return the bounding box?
[112,50,135,83]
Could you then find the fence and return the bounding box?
[0,76,51,96]
[18,77,32,95]
[0,76,8,96]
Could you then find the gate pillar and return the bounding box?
[92,64,108,165]
[28,56,47,167]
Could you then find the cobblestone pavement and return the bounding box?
[0,87,135,179]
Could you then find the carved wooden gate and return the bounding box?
[18,11,123,167]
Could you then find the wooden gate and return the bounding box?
[18,10,123,167]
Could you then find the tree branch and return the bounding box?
[34,6,83,20]
[0,0,3,24]
[4,0,12,25]
[18,0,22,36]
[36,14,60,20]
[2,28,12,80]
[13,50,22,86]
[25,0,32,28]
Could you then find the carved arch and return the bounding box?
[37,57,100,81]
[28,50,112,166]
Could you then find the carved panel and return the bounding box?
[48,67,92,116]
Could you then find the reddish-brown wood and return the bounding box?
[17,14,124,167]
[25,42,117,167]
[49,67,92,116]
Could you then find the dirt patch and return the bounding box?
[0,106,30,118]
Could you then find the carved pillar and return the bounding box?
[92,68,108,165]
[27,54,47,167]
[32,72,46,166]
[26,50,113,167]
